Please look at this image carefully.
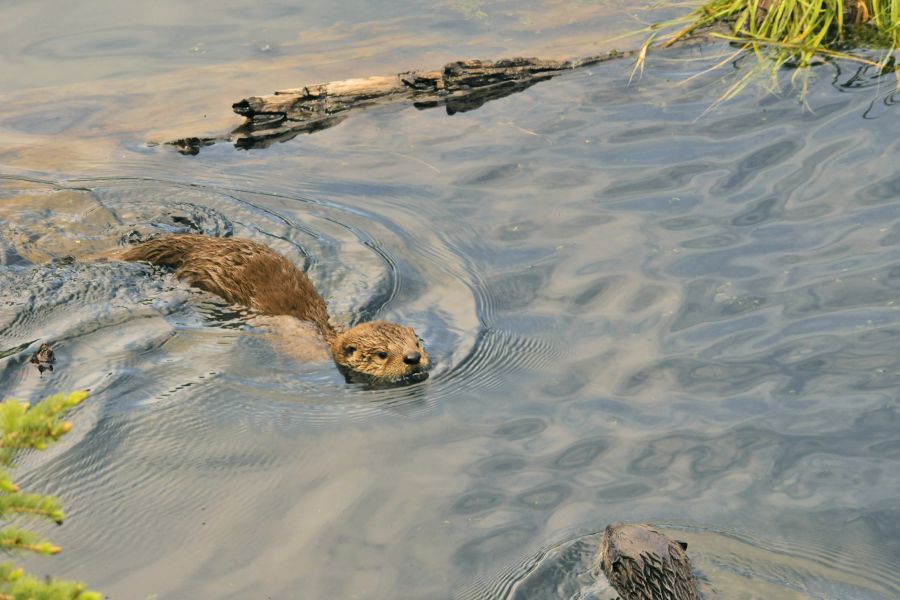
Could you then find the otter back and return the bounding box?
[120,234,331,332]
[598,522,699,600]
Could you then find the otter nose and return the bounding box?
[403,351,421,365]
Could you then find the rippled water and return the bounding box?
[1,2,900,599]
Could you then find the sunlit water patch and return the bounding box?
[0,33,899,600]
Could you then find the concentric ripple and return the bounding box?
[0,175,535,414]
[458,523,900,600]
[5,28,900,599]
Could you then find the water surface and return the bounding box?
[1,1,899,598]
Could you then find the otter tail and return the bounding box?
[119,235,199,268]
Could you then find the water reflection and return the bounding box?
[1,13,900,600]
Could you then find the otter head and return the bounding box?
[330,321,430,386]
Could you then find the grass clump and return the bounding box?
[665,0,900,58]
[647,0,900,103]
[0,391,100,600]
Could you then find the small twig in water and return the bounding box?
[387,151,441,173]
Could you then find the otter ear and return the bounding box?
[344,345,356,356]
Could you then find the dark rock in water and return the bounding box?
[598,523,699,600]
[29,342,55,375]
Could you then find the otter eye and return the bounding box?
[345,345,356,356]
[377,351,388,360]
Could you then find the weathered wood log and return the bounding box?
[170,52,632,154]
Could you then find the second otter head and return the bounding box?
[330,321,430,385]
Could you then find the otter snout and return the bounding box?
[403,351,422,365]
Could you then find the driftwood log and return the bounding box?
[168,2,888,155]
[170,52,632,154]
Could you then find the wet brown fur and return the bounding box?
[598,523,699,600]
[121,234,429,383]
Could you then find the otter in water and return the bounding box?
[597,523,699,600]
[119,234,430,385]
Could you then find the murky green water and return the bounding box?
[1,1,899,599]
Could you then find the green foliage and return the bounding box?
[0,563,98,600]
[647,0,900,105]
[665,0,900,59]
[0,391,101,600]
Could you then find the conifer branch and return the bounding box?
[0,528,61,555]
[0,392,87,455]
[0,562,100,599]
[0,471,19,494]
[0,392,99,598]
[0,493,65,524]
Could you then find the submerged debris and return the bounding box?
[29,342,55,375]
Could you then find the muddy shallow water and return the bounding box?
[1,1,900,598]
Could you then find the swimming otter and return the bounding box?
[119,234,429,385]
[597,523,699,600]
